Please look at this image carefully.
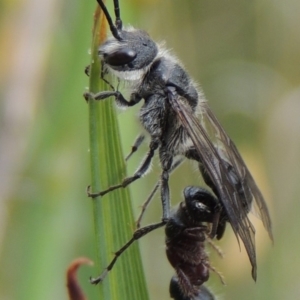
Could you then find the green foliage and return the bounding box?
[87,8,148,299]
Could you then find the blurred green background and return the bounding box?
[0,0,300,299]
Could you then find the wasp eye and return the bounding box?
[103,48,137,66]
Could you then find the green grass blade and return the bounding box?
[87,7,149,300]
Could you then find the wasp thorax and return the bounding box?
[99,28,158,72]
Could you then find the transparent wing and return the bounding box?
[203,103,273,239]
[167,87,273,279]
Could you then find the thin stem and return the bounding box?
[87,5,149,300]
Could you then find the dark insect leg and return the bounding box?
[88,139,159,198]
[84,65,90,76]
[215,221,226,240]
[84,61,115,90]
[205,236,224,258]
[185,147,224,239]
[209,209,222,239]
[136,157,184,229]
[84,64,142,107]
[185,147,216,194]
[125,134,145,161]
[84,89,140,108]
[90,221,166,284]
[160,154,174,222]
[100,62,115,90]
[185,147,218,195]
[207,264,225,285]
[136,181,160,229]
[182,226,207,241]
[83,90,117,102]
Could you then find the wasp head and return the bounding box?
[99,28,158,79]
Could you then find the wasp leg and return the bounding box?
[125,134,146,161]
[84,89,142,108]
[88,139,159,198]
[136,158,184,228]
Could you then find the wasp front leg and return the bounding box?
[83,90,142,108]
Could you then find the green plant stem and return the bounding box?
[87,6,149,300]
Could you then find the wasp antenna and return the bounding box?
[96,0,122,40]
[113,0,122,30]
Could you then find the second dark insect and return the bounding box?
[165,186,224,298]
[90,186,224,296]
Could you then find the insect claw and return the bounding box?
[84,65,90,76]
[89,276,101,285]
[83,92,95,102]
[86,185,101,198]
[90,269,109,285]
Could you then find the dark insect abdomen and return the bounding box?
[165,215,210,296]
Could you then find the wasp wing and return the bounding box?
[167,87,272,279]
[203,104,273,241]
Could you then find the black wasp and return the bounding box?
[85,0,273,279]
[90,186,224,297]
[170,276,216,300]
